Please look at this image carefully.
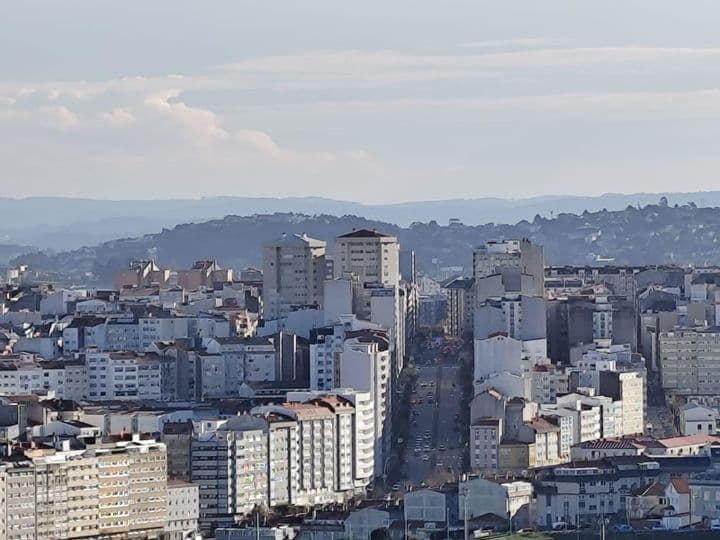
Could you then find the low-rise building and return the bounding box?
[679,403,718,436]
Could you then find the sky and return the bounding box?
[4,0,720,203]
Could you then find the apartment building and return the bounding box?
[470,417,502,473]
[659,327,720,399]
[442,276,475,337]
[191,415,269,532]
[0,355,86,400]
[339,332,391,475]
[176,260,231,291]
[333,229,400,320]
[263,233,327,321]
[114,260,169,290]
[166,480,199,540]
[309,315,382,391]
[287,389,375,486]
[0,437,168,540]
[473,239,544,303]
[86,351,163,401]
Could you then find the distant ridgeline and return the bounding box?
[9,202,720,284]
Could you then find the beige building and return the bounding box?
[660,328,720,398]
[114,260,169,290]
[263,233,327,320]
[176,260,231,290]
[333,229,400,319]
[0,437,167,540]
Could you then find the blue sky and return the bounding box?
[3,1,720,202]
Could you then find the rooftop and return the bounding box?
[337,228,393,239]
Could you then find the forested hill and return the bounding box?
[12,202,720,285]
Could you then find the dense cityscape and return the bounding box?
[1,226,720,539]
[7,1,720,538]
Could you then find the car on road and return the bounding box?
[439,444,446,451]
[422,455,430,462]
[391,483,401,491]
[611,524,633,533]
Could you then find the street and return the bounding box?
[399,360,465,488]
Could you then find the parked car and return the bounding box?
[611,524,633,533]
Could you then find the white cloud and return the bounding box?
[144,89,229,143]
[100,107,135,126]
[37,105,78,129]
[459,38,569,49]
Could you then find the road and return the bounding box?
[400,360,465,488]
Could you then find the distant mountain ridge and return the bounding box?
[3,191,720,250]
[12,202,720,286]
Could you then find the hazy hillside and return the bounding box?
[12,202,720,286]
[2,191,719,249]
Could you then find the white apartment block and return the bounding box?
[263,233,327,321]
[252,400,354,507]
[199,337,277,398]
[473,239,544,300]
[86,351,162,401]
[139,316,229,351]
[287,389,375,486]
[474,333,529,391]
[530,363,569,404]
[370,286,406,375]
[191,416,269,532]
[63,315,229,353]
[0,356,86,400]
[284,402,342,505]
[541,399,602,445]
[339,334,391,475]
[309,315,381,391]
[166,480,199,540]
[333,229,400,319]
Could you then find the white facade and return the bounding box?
[680,403,718,435]
[287,389,375,485]
[86,351,162,401]
[474,334,525,389]
[166,481,199,540]
[339,336,391,476]
[309,315,381,391]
